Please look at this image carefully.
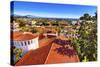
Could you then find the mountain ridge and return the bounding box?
[11,14,79,20]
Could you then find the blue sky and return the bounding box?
[11,1,97,19]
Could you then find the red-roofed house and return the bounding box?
[15,42,79,66]
[12,32,39,55]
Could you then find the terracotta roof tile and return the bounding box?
[39,38,55,47]
[15,41,53,66]
[12,31,23,39]
[12,32,38,41]
[45,43,79,64]
[15,38,79,66]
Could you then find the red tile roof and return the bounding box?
[45,43,79,64]
[12,31,23,39]
[15,39,53,66]
[15,38,79,66]
[39,38,55,47]
[12,32,38,41]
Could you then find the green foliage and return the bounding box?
[13,48,22,63]
[80,13,92,20]
[20,26,38,33]
[42,22,49,26]
[20,26,30,32]
[19,21,26,27]
[30,27,38,33]
[72,13,97,62]
[15,18,26,27]
[51,21,59,26]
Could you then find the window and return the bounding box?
[24,42,27,46]
[28,41,30,45]
[21,42,23,46]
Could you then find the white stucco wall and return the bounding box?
[43,33,58,37]
[28,37,39,50]
[13,36,39,55]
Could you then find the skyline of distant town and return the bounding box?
[11,1,97,19]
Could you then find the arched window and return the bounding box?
[21,42,23,46]
[28,41,30,45]
[24,42,27,46]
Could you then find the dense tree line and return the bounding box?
[72,12,97,61]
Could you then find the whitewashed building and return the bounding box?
[12,32,39,55]
[11,21,20,32]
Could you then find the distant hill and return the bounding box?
[11,14,79,21]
